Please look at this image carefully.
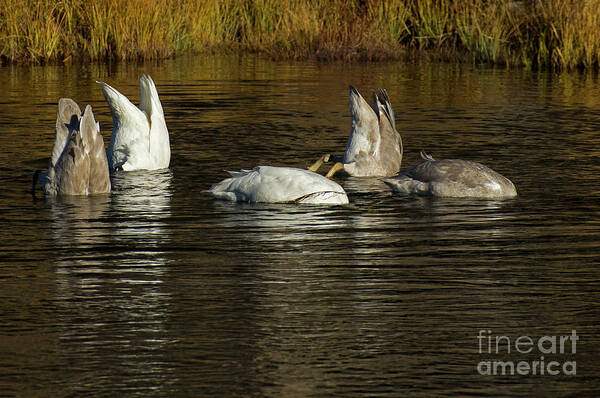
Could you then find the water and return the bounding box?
[1,54,599,397]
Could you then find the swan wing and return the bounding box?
[139,74,170,169]
[406,159,487,186]
[384,160,479,196]
[400,159,517,197]
[374,89,402,174]
[53,129,91,195]
[139,74,165,119]
[375,89,395,130]
[345,86,379,162]
[79,105,111,194]
[97,80,149,170]
[51,98,81,169]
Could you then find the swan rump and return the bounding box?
[208,166,349,204]
[97,74,170,171]
[37,99,111,196]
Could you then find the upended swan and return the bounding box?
[309,86,402,178]
[208,166,349,204]
[33,99,111,196]
[383,151,517,199]
[309,85,516,199]
[97,74,170,171]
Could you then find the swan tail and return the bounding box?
[226,169,253,178]
[420,151,435,161]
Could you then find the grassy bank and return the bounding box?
[1,0,599,70]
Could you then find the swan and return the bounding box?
[308,85,515,198]
[33,99,111,196]
[97,74,170,171]
[208,166,349,204]
[383,151,517,198]
[308,86,402,178]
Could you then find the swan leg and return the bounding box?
[307,154,331,172]
[325,162,345,178]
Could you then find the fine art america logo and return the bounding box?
[477,330,578,376]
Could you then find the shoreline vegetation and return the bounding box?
[1,0,599,70]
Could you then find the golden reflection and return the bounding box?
[48,194,111,248]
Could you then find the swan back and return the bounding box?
[209,166,348,204]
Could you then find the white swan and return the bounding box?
[97,74,170,171]
[33,99,111,196]
[383,151,517,199]
[208,166,349,204]
[309,86,402,178]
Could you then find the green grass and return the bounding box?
[1,0,599,70]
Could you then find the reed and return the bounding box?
[1,0,600,70]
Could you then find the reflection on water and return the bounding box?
[0,56,599,397]
[110,169,173,246]
[48,194,111,248]
[211,201,349,244]
[49,170,174,396]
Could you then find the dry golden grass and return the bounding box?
[1,0,599,69]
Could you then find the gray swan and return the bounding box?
[33,99,111,196]
[383,151,517,198]
[308,86,402,178]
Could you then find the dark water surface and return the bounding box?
[1,54,599,397]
